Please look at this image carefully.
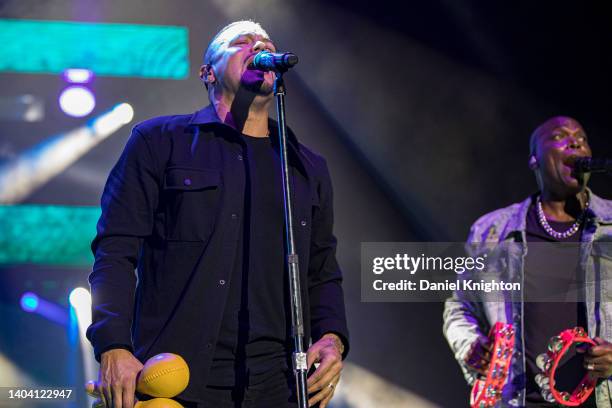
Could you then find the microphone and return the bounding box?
[574,157,612,173]
[251,51,298,72]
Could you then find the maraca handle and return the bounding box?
[135,398,184,407]
[85,380,98,397]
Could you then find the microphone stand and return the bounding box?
[274,70,309,408]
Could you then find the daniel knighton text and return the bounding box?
[361,243,523,302]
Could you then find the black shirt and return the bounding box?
[208,135,290,386]
[523,203,595,407]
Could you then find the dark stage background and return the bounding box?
[0,1,610,407]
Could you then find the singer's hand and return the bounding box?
[306,333,344,407]
[464,336,492,376]
[581,337,612,379]
[98,349,143,408]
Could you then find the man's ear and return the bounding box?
[199,64,215,88]
[528,155,538,170]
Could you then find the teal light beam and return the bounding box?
[0,19,189,79]
[0,205,99,266]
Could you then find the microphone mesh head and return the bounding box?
[284,53,299,67]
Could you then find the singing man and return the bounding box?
[444,116,612,407]
[87,20,349,408]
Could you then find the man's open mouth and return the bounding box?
[563,155,588,169]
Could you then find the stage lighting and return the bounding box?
[0,205,100,266]
[20,292,39,312]
[0,103,134,203]
[0,19,188,79]
[58,86,96,117]
[92,102,134,134]
[114,103,134,124]
[69,287,91,310]
[19,292,68,325]
[68,286,97,395]
[63,68,94,84]
[69,287,92,344]
[0,95,44,122]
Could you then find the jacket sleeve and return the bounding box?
[307,159,350,358]
[86,127,160,361]
[442,221,490,385]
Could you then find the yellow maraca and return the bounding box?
[136,353,190,397]
[89,396,183,408]
[86,353,189,407]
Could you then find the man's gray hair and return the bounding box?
[203,20,270,65]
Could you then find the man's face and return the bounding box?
[531,117,592,195]
[207,31,277,97]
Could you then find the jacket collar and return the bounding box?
[587,189,612,223]
[506,188,612,236]
[187,104,301,148]
[187,104,309,177]
[189,103,223,126]
[505,194,532,235]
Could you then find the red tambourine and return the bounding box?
[535,327,597,406]
[470,322,515,408]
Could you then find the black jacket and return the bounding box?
[86,105,349,401]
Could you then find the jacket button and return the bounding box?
[300,220,307,226]
[183,178,192,186]
[237,154,243,161]
[219,279,226,285]
[231,213,238,219]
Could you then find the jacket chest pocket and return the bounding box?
[162,167,222,242]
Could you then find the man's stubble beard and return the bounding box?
[241,79,274,96]
[239,69,274,96]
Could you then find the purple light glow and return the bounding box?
[62,68,94,84]
[19,292,69,325]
